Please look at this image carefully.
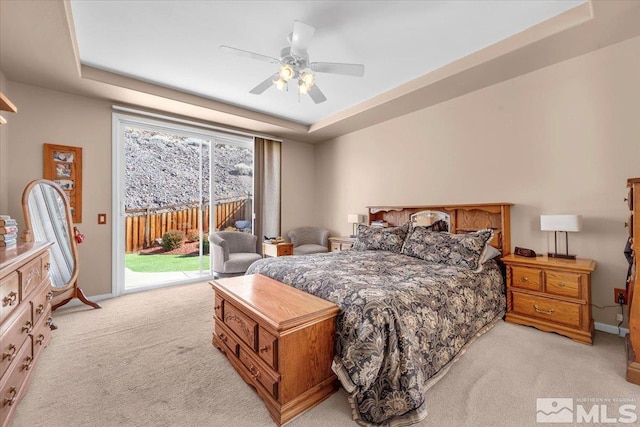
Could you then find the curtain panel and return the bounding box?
[254,137,281,254]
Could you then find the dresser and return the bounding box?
[328,236,355,252]
[211,274,339,425]
[1,242,53,427]
[502,253,596,344]
[626,177,640,384]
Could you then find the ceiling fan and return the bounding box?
[220,21,365,104]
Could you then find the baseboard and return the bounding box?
[595,321,629,337]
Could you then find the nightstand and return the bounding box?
[262,242,293,258]
[501,254,596,344]
[329,236,355,252]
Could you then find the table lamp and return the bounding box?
[540,214,582,259]
[348,214,362,238]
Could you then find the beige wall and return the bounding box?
[4,82,316,298]
[315,35,640,328]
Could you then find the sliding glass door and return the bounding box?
[113,113,254,295]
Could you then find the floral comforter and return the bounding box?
[246,250,505,426]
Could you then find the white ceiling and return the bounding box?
[69,0,585,126]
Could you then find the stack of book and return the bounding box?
[0,215,18,248]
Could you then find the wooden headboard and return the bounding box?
[367,203,513,255]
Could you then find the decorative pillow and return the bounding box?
[401,228,494,271]
[480,245,502,264]
[353,223,409,253]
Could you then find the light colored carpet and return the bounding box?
[12,281,640,427]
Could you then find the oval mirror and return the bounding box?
[22,179,100,310]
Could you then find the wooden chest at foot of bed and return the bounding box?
[210,274,340,425]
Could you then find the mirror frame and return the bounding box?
[21,179,100,310]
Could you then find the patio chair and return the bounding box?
[287,226,329,255]
[210,231,261,275]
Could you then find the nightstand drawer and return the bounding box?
[511,266,543,291]
[512,293,580,328]
[546,271,580,298]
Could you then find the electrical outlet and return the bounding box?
[617,313,624,322]
[614,288,628,305]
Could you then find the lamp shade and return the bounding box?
[540,215,582,232]
[347,214,361,224]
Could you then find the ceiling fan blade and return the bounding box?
[290,21,315,57]
[249,74,277,95]
[311,62,365,77]
[308,84,327,104]
[219,45,279,64]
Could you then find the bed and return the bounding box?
[246,203,512,426]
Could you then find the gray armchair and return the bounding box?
[209,231,262,275]
[288,227,329,255]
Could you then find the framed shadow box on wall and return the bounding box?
[43,143,83,223]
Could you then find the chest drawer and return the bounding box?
[545,270,581,298]
[0,303,32,378]
[223,302,258,350]
[330,242,341,251]
[238,346,279,401]
[31,281,52,326]
[1,272,20,323]
[512,292,580,328]
[215,321,240,357]
[258,326,277,370]
[511,266,543,291]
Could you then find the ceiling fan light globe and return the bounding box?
[279,64,294,82]
[298,80,309,96]
[301,71,315,88]
[273,78,286,92]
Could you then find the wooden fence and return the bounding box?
[125,196,250,253]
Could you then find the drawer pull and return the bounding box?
[35,334,45,345]
[36,303,45,314]
[22,356,33,371]
[219,333,228,343]
[2,344,16,361]
[3,387,17,407]
[249,364,261,380]
[22,320,33,334]
[557,282,565,287]
[44,262,51,271]
[534,304,555,315]
[523,277,529,282]
[46,317,54,328]
[259,345,270,353]
[47,291,54,300]
[2,292,17,307]
[214,305,221,310]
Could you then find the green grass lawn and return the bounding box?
[125,253,210,272]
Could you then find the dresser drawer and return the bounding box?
[18,255,45,299]
[258,326,277,370]
[31,305,52,362]
[1,272,20,324]
[0,340,32,426]
[330,242,341,252]
[278,245,292,256]
[0,303,32,377]
[238,346,279,401]
[223,303,257,350]
[214,294,224,321]
[512,292,581,328]
[31,281,52,326]
[215,322,240,357]
[545,271,581,299]
[511,266,543,291]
